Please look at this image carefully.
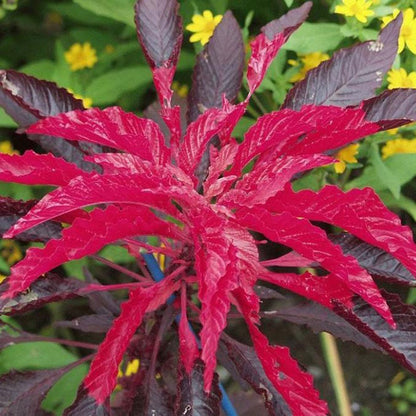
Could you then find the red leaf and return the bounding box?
[239,208,392,323]
[221,154,333,207]
[283,14,402,110]
[27,107,169,165]
[267,185,416,284]
[260,271,353,310]
[246,2,311,96]
[179,103,245,180]
[178,284,199,374]
[203,142,239,199]
[228,106,377,177]
[0,150,86,186]
[3,205,181,298]
[235,289,328,416]
[4,171,186,238]
[84,277,179,403]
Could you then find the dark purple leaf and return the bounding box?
[135,0,182,69]
[0,70,84,124]
[272,302,381,351]
[329,233,416,287]
[63,388,110,416]
[334,290,416,376]
[219,336,291,416]
[283,14,403,110]
[0,197,62,243]
[55,314,113,333]
[175,360,222,416]
[363,89,416,130]
[254,285,285,300]
[187,11,244,122]
[262,1,312,40]
[0,70,99,171]
[0,273,86,315]
[0,366,76,416]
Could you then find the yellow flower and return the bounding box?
[0,141,18,155]
[289,52,330,82]
[186,10,223,46]
[172,81,189,98]
[67,89,93,108]
[125,359,140,376]
[334,143,359,173]
[381,138,416,159]
[1,240,22,265]
[387,68,416,89]
[335,0,374,23]
[382,9,416,54]
[64,42,98,71]
[0,275,6,284]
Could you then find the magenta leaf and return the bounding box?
[83,277,179,403]
[135,0,182,69]
[260,270,353,310]
[4,171,184,239]
[267,186,416,284]
[0,273,86,315]
[283,14,403,110]
[227,105,377,177]
[219,335,291,415]
[246,2,312,96]
[187,11,244,122]
[3,204,180,298]
[0,365,81,416]
[334,291,416,376]
[27,107,169,166]
[236,287,328,416]
[329,233,416,287]
[222,154,333,207]
[363,89,416,130]
[179,104,245,179]
[239,207,393,325]
[175,360,221,416]
[0,151,86,186]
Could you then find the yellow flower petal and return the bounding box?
[64,42,97,71]
[186,10,223,46]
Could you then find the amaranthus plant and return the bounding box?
[1,1,416,415]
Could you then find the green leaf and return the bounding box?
[19,60,56,80]
[283,23,343,53]
[99,245,133,263]
[62,258,89,280]
[347,152,416,198]
[42,364,88,416]
[73,0,136,27]
[378,191,416,223]
[369,144,401,199]
[0,107,17,127]
[284,0,294,7]
[85,66,152,105]
[232,116,255,139]
[0,342,79,373]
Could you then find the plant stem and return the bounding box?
[320,332,353,416]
